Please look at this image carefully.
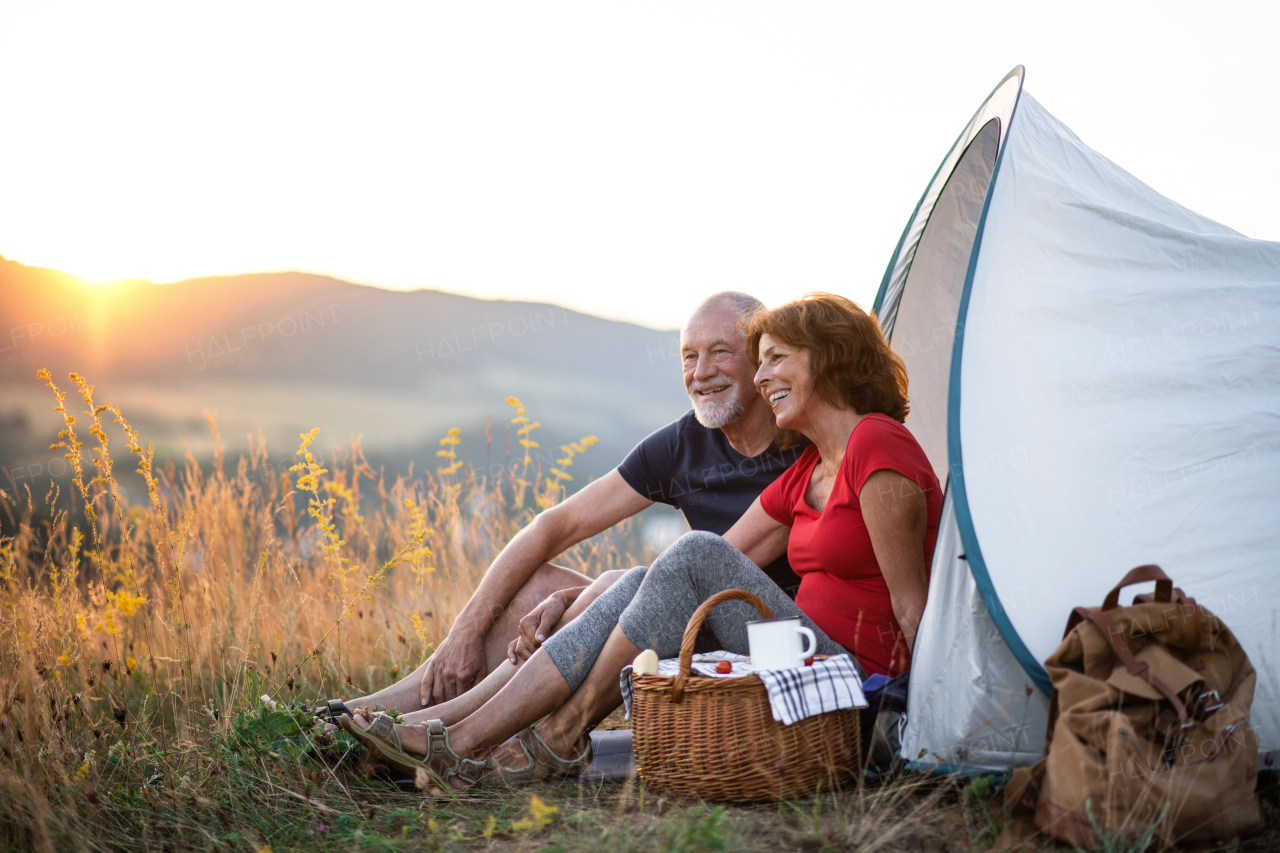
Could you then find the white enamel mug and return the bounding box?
[746,616,817,670]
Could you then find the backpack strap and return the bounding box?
[1177,589,1201,652]
[1102,564,1172,611]
[1074,606,1190,727]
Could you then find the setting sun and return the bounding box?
[81,276,124,289]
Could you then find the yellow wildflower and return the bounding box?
[542,433,600,503]
[94,609,122,637]
[410,613,432,647]
[511,794,559,831]
[113,590,147,616]
[435,427,464,475]
[403,497,437,581]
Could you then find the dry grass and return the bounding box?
[1,371,1275,852]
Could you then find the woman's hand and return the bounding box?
[507,586,586,664]
[507,634,536,663]
[860,469,930,654]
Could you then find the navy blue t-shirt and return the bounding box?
[617,410,804,593]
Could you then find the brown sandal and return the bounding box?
[339,715,490,787]
[474,725,592,788]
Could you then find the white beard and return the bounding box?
[689,380,745,430]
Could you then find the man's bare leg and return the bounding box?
[478,625,637,766]
[339,562,585,713]
[344,566,624,716]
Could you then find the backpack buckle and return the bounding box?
[1198,689,1224,715]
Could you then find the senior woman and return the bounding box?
[343,293,942,788]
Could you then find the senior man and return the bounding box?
[342,291,802,717]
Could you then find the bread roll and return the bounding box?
[632,648,660,675]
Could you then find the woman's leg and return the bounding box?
[353,566,649,760]
[619,530,847,661]
[533,625,639,758]
[519,531,853,758]
[433,566,647,755]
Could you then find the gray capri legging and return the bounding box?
[542,530,856,691]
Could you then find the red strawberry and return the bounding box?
[804,656,814,666]
[715,660,732,674]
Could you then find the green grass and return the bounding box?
[7,675,1280,853]
[0,697,990,852]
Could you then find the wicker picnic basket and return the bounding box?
[630,589,860,802]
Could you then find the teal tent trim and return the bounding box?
[944,86,1053,697]
[905,759,1008,780]
[873,122,974,319]
[872,66,1025,324]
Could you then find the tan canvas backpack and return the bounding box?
[1001,565,1264,848]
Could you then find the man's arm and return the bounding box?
[421,469,652,703]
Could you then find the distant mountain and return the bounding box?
[0,255,691,487]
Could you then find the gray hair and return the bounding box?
[693,291,764,322]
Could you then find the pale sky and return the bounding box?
[1,1,1277,329]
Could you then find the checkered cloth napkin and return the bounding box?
[620,651,868,726]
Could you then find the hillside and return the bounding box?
[0,255,690,490]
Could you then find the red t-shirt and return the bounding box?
[760,414,942,677]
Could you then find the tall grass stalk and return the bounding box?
[0,371,637,850]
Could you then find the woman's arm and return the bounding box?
[859,469,929,651]
[723,497,791,568]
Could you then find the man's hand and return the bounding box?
[419,629,487,707]
[507,591,570,664]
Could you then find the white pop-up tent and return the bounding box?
[873,67,1280,774]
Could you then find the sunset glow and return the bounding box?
[1,2,1276,328]
[81,276,124,289]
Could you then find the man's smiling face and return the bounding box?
[680,302,756,429]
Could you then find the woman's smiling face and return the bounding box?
[753,333,815,432]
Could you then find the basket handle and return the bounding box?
[670,588,773,702]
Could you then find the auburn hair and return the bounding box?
[745,292,910,423]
